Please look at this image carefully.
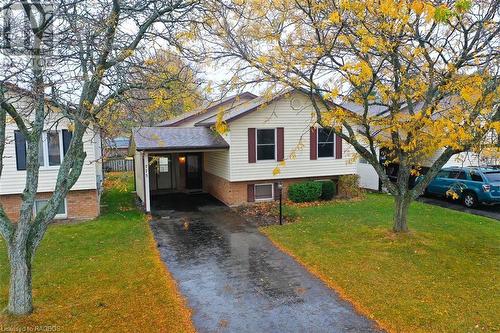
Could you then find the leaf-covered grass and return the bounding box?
[0,172,194,332]
[262,194,500,333]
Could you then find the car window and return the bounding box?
[484,172,500,182]
[470,172,483,182]
[448,170,466,179]
[436,170,449,178]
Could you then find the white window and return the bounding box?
[318,128,335,158]
[159,157,169,173]
[254,183,274,201]
[39,131,64,167]
[34,199,67,219]
[256,129,275,161]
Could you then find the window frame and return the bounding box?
[448,170,467,180]
[470,171,484,182]
[317,127,336,159]
[255,128,276,162]
[33,198,67,219]
[39,130,64,169]
[158,157,169,173]
[254,183,274,201]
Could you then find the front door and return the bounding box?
[186,153,202,190]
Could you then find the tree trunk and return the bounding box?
[7,246,33,315]
[393,195,411,233]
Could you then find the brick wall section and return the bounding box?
[203,171,342,206]
[203,171,237,206]
[0,189,100,221]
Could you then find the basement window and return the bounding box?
[34,199,67,219]
[254,183,274,201]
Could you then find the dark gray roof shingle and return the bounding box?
[157,92,257,127]
[133,127,229,151]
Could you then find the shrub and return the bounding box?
[338,174,364,198]
[320,180,336,200]
[288,181,322,203]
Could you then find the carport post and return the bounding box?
[144,152,151,212]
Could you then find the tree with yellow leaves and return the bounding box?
[98,50,203,142]
[197,0,499,232]
[0,0,200,315]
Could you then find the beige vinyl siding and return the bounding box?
[204,150,231,179]
[134,151,144,202]
[227,92,357,182]
[0,122,99,195]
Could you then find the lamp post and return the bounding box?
[277,182,283,225]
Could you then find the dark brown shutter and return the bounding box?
[14,131,27,170]
[248,128,256,163]
[277,127,284,162]
[247,184,255,202]
[310,127,317,160]
[335,133,343,159]
[274,182,280,200]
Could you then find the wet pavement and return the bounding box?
[150,193,382,333]
[418,196,499,221]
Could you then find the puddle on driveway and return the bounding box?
[150,206,382,333]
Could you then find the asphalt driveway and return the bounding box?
[418,196,499,221]
[150,193,382,333]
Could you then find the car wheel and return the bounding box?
[462,192,478,208]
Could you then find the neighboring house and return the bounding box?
[345,99,499,191]
[103,136,134,172]
[0,85,103,221]
[104,136,131,157]
[357,149,498,191]
[131,90,356,211]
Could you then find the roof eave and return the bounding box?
[136,146,229,152]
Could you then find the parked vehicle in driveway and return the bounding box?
[422,167,500,208]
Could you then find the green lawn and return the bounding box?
[262,194,499,333]
[0,172,194,333]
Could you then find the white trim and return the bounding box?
[34,198,67,219]
[255,128,276,162]
[144,152,151,212]
[254,183,274,201]
[39,130,64,170]
[317,127,336,159]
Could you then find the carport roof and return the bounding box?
[132,127,229,151]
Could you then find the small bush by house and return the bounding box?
[338,174,364,198]
[288,181,322,203]
[320,180,336,200]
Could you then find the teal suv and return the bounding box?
[423,167,500,208]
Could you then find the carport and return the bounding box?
[131,126,229,212]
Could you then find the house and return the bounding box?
[343,100,500,191]
[131,90,356,211]
[0,85,103,221]
[104,136,131,157]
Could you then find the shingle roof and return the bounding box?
[339,101,389,116]
[157,92,257,127]
[195,90,294,126]
[133,127,229,151]
[109,136,130,149]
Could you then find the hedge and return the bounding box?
[320,180,336,200]
[288,181,322,203]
